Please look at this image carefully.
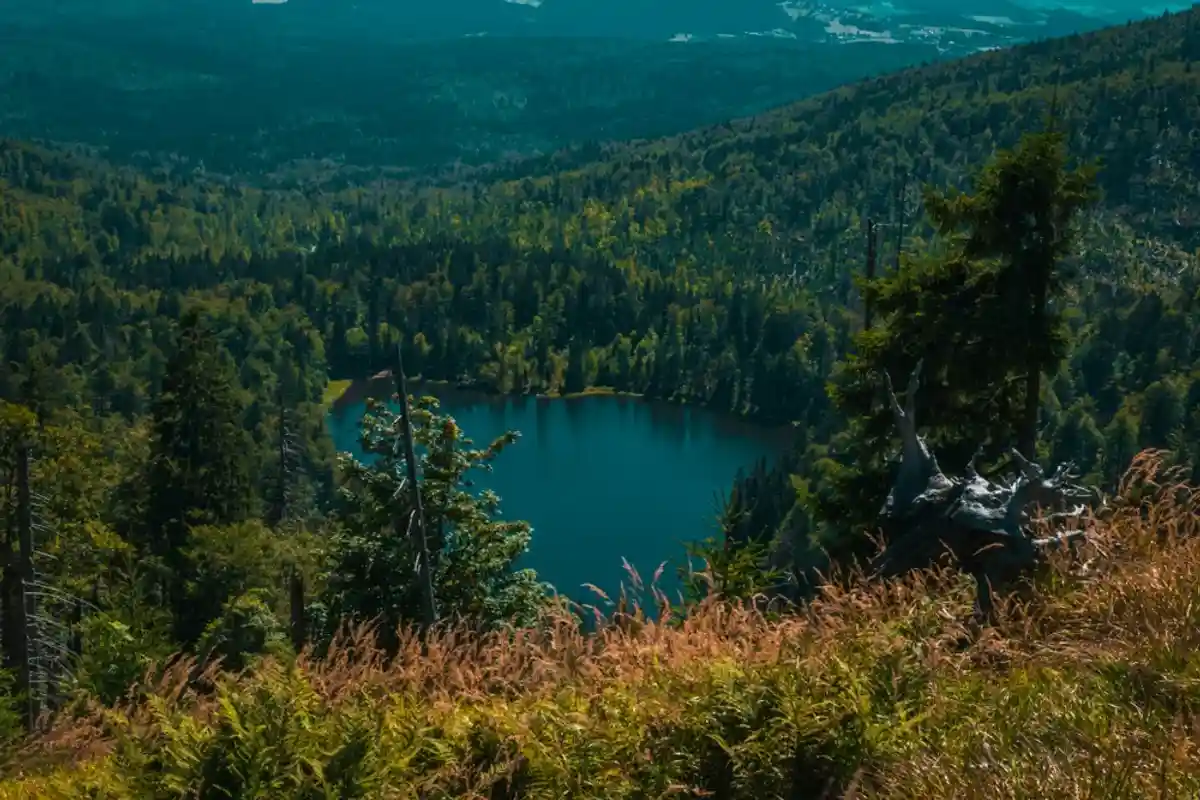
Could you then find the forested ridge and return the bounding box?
[4,8,1199,501]
[1,7,1200,797]
[5,8,1200,417]
[1,10,944,182]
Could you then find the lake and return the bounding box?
[327,382,791,609]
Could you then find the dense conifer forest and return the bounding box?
[0,6,1199,797]
[0,13,945,182]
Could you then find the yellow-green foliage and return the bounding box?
[5,453,1200,799]
[321,379,353,409]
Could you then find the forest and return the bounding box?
[0,9,944,183]
[0,5,1198,797]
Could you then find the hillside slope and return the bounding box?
[0,6,944,180]
[3,13,1200,797]
[1,11,1198,456]
[456,7,1200,274]
[5,9,1199,274]
[2,456,1199,798]
[5,0,1126,44]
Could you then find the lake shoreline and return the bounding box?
[325,375,793,606]
[324,375,800,429]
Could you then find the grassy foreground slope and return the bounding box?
[1,453,1198,799]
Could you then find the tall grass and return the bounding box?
[3,451,1199,799]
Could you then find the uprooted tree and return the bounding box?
[870,360,1102,619]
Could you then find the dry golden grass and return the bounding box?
[2,451,1199,799]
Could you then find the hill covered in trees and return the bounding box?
[4,6,1198,471]
[1,6,946,182]
[0,6,1199,796]
[4,7,1200,410]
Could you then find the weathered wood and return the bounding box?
[882,360,951,517]
[394,343,438,629]
[872,362,1099,620]
[15,444,38,731]
[273,384,309,650]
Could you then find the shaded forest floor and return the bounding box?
[2,451,1199,799]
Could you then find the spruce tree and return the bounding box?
[815,129,1099,548]
[144,309,254,642]
[923,128,1100,458]
[324,395,547,651]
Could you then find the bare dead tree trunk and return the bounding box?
[864,217,878,331]
[274,384,308,651]
[395,343,438,629]
[274,399,289,527]
[15,444,38,732]
[1,468,19,715]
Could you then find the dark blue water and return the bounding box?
[327,384,789,608]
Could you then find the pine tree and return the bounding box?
[814,129,1099,547]
[0,403,37,730]
[923,128,1100,458]
[144,310,254,642]
[324,395,547,652]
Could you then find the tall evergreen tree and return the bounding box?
[323,395,547,651]
[923,127,1100,458]
[144,310,254,641]
[814,129,1099,549]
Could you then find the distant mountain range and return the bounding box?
[233,0,1192,51]
[13,0,1193,54]
[2,0,1192,180]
